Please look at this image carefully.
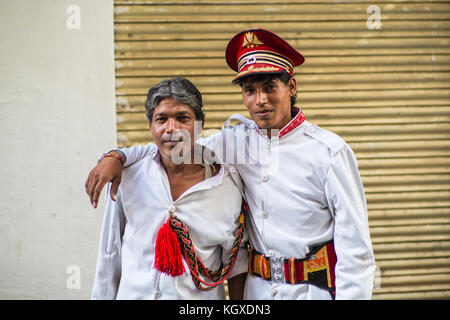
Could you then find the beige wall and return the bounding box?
[0,0,116,299]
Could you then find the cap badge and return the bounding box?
[246,56,256,65]
[242,32,263,48]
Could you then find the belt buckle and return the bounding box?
[269,254,285,285]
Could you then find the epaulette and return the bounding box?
[223,113,254,129]
[303,123,346,155]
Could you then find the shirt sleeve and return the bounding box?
[324,145,376,300]
[91,187,126,300]
[115,143,157,168]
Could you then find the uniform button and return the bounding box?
[169,204,176,213]
[262,211,268,218]
[262,175,269,182]
[229,166,236,173]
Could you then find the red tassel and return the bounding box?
[154,217,185,277]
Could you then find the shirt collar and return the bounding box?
[151,149,162,165]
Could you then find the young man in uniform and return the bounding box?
[91,77,248,299]
[86,28,376,300]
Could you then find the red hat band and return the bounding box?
[237,50,294,75]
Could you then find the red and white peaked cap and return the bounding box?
[225,28,305,82]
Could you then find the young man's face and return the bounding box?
[150,97,199,164]
[241,75,297,131]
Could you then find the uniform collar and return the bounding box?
[279,107,306,138]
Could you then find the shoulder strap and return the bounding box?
[223,113,253,128]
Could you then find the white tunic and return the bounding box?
[116,112,376,300]
[91,150,248,300]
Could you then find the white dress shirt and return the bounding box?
[116,111,376,300]
[91,149,248,300]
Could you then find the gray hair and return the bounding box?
[145,77,205,122]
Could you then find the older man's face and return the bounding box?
[150,97,198,164]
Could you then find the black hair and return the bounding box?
[145,77,205,123]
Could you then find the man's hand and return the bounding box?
[85,157,123,208]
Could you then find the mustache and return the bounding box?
[160,130,192,144]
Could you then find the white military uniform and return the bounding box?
[116,110,376,300]
[92,149,248,300]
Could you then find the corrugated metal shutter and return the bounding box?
[113,0,450,299]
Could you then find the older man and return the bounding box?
[87,28,376,300]
[91,77,248,300]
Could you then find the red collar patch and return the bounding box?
[279,108,306,138]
